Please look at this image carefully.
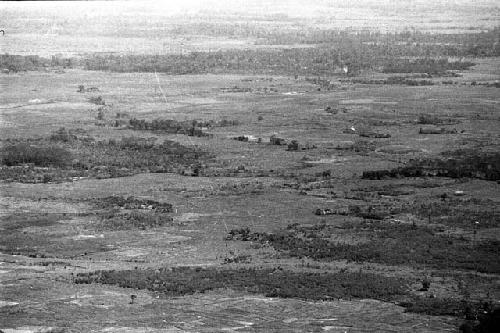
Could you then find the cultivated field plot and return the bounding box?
[1,1,500,333]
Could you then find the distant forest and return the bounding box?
[1,28,498,75]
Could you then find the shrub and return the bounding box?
[418,114,441,124]
[50,127,76,142]
[89,96,105,105]
[1,143,71,167]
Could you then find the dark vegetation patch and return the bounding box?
[89,196,175,231]
[74,267,405,301]
[0,165,88,184]
[88,95,106,106]
[79,43,478,76]
[128,118,214,137]
[401,297,494,318]
[460,308,500,333]
[94,210,173,231]
[1,143,71,168]
[362,151,500,181]
[314,203,406,220]
[417,113,461,125]
[94,196,173,213]
[2,28,497,73]
[0,54,72,72]
[226,222,500,273]
[352,76,436,86]
[418,126,458,134]
[342,184,498,229]
[382,58,474,75]
[0,130,210,182]
[49,127,93,143]
[254,27,499,58]
[402,297,500,332]
[358,131,391,139]
[3,26,498,78]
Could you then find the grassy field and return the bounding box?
[1,59,499,331]
[1,2,500,330]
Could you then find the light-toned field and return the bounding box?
[1,0,499,57]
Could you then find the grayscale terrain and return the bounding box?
[1,1,499,332]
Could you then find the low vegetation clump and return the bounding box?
[95,211,173,231]
[0,54,71,72]
[94,196,173,213]
[352,77,436,86]
[227,222,500,273]
[88,96,106,105]
[91,196,174,230]
[0,143,71,167]
[417,114,460,125]
[50,127,93,143]
[461,307,500,333]
[128,118,212,137]
[382,58,474,75]
[0,133,211,183]
[401,297,493,318]
[75,267,406,301]
[362,151,500,181]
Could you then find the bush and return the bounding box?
[1,143,71,167]
[89,96,105,105]
[50,127,77,142]
[418,114,441,125]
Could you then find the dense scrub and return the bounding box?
[95,211,173,231]
[382,58,474,74]
[227,222,500,273]
[0,54,73,72]
[0,132,210,182]
[77,28,487,76]
[0,143,71,167]
[363,151,500,181]
[81,50,475,77]
[401,297,493,318]
[128,118,212,137]
[2,28,497,75]
[92,196,174,230]
[417,114,460,125]
[94,196,173,212]
[75,267,406,301]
